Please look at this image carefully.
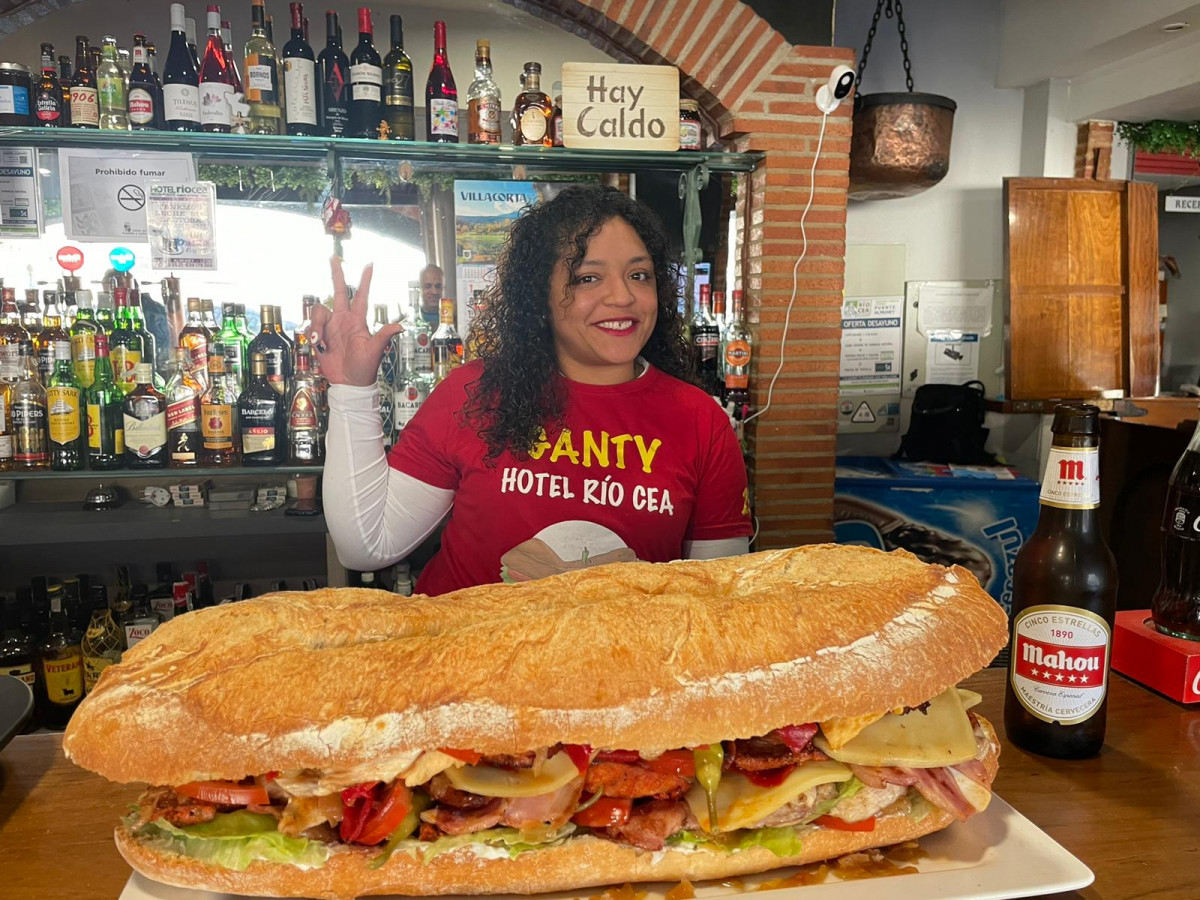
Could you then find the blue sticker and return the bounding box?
[110,247,136,271]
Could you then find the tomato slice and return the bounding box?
[814,814,876,832]
[339,782,380,843]
[595,749,641,764]
[176,780,270,807]
[356,781,415,846]
[641,749,696,777]
[563,744,594,775]
[439,747,482,765]
[572,796,633,828]
[742,765,794,787]
[774,723,819,753]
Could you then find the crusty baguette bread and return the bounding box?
[65,545,1007,785]
[113,718,1000,899]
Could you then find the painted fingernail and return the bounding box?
[310,331,320,344]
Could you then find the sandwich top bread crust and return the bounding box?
[64,545,1008,786]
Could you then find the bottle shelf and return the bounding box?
[0,126,762,173]
[0,465,322,481]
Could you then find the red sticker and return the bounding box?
[56,245,84,272]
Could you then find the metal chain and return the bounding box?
[855,0,916,92]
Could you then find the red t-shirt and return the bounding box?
[388,360,752,595]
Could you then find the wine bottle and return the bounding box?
[348,7,382,138]
[162,3,200,131]
[69,35,99,129]
[382,15,414,141]
[221,20,243,94]
[185,17,201,70]
[316,11,348,137]
[127,33,159,130]
[244,0,282,135]
[425,20,458,144]
[282,1,318,136]
[199,4,233,133]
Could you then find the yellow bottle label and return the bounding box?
[110,346,141,386]
[201,402,233,448]
[71,333,96,387]
[47,386,81,443]
[3,662,36,687]
[43,651,84,705]
[83,654,113,694]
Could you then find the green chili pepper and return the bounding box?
[370,792,432,870]
[692,744,724,833]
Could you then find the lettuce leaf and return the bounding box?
[419,824,576,863]
[666,826,806,858]
[132,810,330,872]
[801,776,865,824]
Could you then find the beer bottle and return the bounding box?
[1004,404,1117,758]
[1151,410,1200,640]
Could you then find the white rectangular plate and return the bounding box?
[119,796,1093,900]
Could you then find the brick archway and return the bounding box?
[508,0,854,548]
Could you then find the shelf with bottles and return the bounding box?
[0,464,322,481]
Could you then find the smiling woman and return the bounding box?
[314,184,753,596]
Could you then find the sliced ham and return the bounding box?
[421,797,505,835]
[428,773,495,810]
[501,777,584,830]
[848,764,979,822]
[604,799,689,851]
[953,758,990,787]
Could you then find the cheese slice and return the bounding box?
[813,686,977,768]
[817,712,886,751]
[684,760,852,832]
[443,750,579,798]
[399,750,464,788]
[957,687,983,710]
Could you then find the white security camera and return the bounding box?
[815,64,856,114]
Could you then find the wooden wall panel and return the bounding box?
[1069,292,1124,393]
[1067,192,1122,287]
[1124,181,1160,397]
[1008,190,1069,287]
[1009,294,1070,399]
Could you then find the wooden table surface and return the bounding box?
[1,668,1197,900]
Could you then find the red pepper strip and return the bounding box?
[774,723,819,753]
[572,796,633,828]
[814,814,876,832]
[742,765,794,787]
[595,749,641,764]
[439,748,482,765]
[339,782,380,843]
[563,744,593,775]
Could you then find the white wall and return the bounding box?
[1158,189,1200,389]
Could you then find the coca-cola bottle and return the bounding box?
[1004,404,1117,759]
[1152,412,1200,641]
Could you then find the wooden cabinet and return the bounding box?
[1003,178,1159,400]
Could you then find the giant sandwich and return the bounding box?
[65,545,1008,899]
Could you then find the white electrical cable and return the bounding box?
[743,109,830,426]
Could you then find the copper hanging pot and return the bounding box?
[848,0,956,201]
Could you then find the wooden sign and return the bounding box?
[562,62,680,151]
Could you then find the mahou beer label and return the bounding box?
[1010,604,1110,725]
[1039,446,1100,509]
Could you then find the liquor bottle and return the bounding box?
[97,35,128,130]
[0,288,26,376]
[58,55,73,126]
[0,594,39,730]
[20,290,42,335]
[691,283,720,396]
[80,585,123,694]
[216,301,246,388]
[200,344,240,466]
[1151,414,1200,640]
[722,289,752,411]
[1004,404,1117,759]
[373,306,396,443]
[108,288,143,395]
[172,581,195,617]
[110,566,133,642]
[512,61,552,147]
[63,577,90,642]
[431,299,463,385]
[382,15,414,141]
[282,1,319,136]
[551,80,563,147]
[127,289,157,375]
[198,4,234,133]
[249,304,292,395]
[69,301,98,389]
[85,333,125,469]
[39,583,85,730]
[287,345,323,464]
[235,302,255,349]
[179,297,210,390]
[343,9,382,139]
[127,33,159,130]
[35,296,71,386]
[425,21,458,143]
[148,562,175,622]
[164,347,202,467]
[11,342,49,470]
[239,351,285,465]
[408,286,434,383]
[70,35,100,129]
[317,11,349,137]
[244,0,282,135]
[466,39,500,145]
[273,305,294,351]
[35,43,64,126]
[123,363,168,469]
[123,584,160,650]
[94,291,115,334]
[47,357,85,471]
[394,328,427,438]
[0,362,11,471]
[186,17,201,69]
[163,3,201,131]
[201,298,219,337]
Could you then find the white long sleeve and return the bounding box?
[324,383,454,572]
[684,537,749,560]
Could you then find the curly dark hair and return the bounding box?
[463,184,695,461]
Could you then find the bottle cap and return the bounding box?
[1050,403,1101,436]
[134,362,153,382]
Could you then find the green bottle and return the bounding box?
[127,291,157,380]
[94,292,115,334]
[97,35,128,130]
[85,332,124,469]
[69,303,98,389]
[108,288,143,396]
[47,357,86,471]
[216,302,246,391]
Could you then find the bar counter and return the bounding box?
[1,668,1197,899]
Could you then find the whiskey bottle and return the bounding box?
[512,61,552,147]
[123,363,168,469]
[287,346,323,464]
[11,342,49,470]
[239,351,285,465]
[179,297,210,390]
[35,293,71,386]
[85,332,125,469]
[69,299,98,388]
[39,583,85,730]
[248,304,292,396]
[80,585,123,692]
[46,357,84,471]
[466,39,500,144]
[0,594,39,731]
[109,288,143,395]
[164,347,202,467]
[200,344,240,466]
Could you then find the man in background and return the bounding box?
[420,263,444,327]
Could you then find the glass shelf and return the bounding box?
[0,127,762,173]
[0,465,322,481]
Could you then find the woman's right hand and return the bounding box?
[309,257,402,386]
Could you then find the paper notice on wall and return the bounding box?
[0,147,42,237]
[59,149,195,242]
[916,282,993,336]
[145,182,217,270]
[925,331,980,384]
[839,295,903,394]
